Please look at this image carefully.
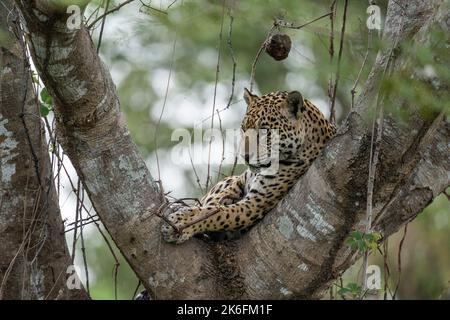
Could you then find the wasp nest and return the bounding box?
[265,33,292,61]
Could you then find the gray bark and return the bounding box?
[11,0,450,299]
[0,1,88,299]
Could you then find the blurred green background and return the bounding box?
[64,0,449,299]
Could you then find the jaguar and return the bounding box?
[161,89,336,244]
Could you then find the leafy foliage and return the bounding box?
[39,88,52,117]
[345,230,381,253]
[337,282,362,300]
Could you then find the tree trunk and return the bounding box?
[0,1,88,299]
[11,0,450,299]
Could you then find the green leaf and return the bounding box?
[40,103,50,117]
[348,283,362,298]
[40,88,53,105]
[364,231,381,250]
[345,230,364,251]
[351,230,363,240]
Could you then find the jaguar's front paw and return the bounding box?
[160,208,193,244]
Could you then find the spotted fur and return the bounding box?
[161,89,336,244]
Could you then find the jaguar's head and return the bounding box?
[239,89,306,170]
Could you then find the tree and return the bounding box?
[1,0,448,299]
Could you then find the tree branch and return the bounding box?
[234,0,449,299]
[0,0,88,299]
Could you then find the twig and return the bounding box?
[393,224,408,299]
[327,0,336,122]
[85,4,102,29]
[78,185,90,296]
[351,26,373,108]
[166,196,202,207]
[113,261,119,300]
[67,214,99,226]
[178,207,220,232]
[275,11,333,30]
[159,200,224,235]
[96,0,111,53]
[167,0,178,10]
[88,0,136,29]
[48,150,91,215]
[329,0,348,124]
[381,240,392,299]
[64,218,101,233]
[328,1,336,57]
[215,109,226,184]
[139,0,168,15]
[132,280,142,299]
[291,45,315,64]
[250,24,276,92]
[214,7,237,184]
[188,149,204,194]
[71,179,82,264]
[155,29,177,184]
[205,1,225,191]
[230,155,238,176]
[154,202,184,232]
[195,99,243,128]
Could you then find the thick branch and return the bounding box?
[235,0,449,299]
[0,1,88,299]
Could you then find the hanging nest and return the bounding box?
[265,33,292,61]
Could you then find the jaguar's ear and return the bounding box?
[244,88,259,106]
[287,91,304,118]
